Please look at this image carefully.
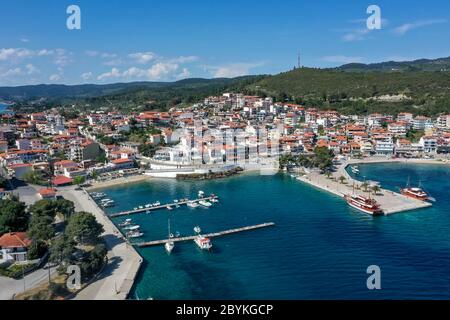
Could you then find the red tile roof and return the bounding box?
[0,232,32,248]
[52,175,73,186]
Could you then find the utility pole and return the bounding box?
[297,51,301,69]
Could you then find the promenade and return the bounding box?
[294,157,436,215]
[57,186,142,300]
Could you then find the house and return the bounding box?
[38,188,57,200]
[0,232,32,263]
[52,175,73,186]
[7,163,33,179]
[111,158,135,170]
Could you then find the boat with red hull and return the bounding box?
[400,187,429,201]
[345,194,383,216]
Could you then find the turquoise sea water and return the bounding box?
[99,163,450,299]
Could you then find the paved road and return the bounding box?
[0,266,56,300]
[57,186,142,300]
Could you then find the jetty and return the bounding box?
[109,196,219,218]
[294,159,432,215]
[136,222,275,248]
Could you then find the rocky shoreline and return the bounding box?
[176,167,244,180]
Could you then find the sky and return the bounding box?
[0,0,449,86]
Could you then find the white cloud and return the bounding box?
[0,48,34,61]
[320,56,365,64]
[341,28,371,42]
[208,62,264,78]
[169,56,199,64]
[123,62,180,80]
[25,64,40,74]
[177,68,191,79]
[97,67,121,81]
[128,52,157,64]
[81,72,93,81]
[49,74,61,81]
[393,19,447,35]
[0,68,22,77]
[20,38,30,43]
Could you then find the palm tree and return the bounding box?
[372,185,381,195]
[361,182,369,192]
[325,171,332,179]
[338,176,346,184]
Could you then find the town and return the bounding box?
[0,92,449,300]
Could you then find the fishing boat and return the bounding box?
[127,230,144,238]
[345,194,383,216]
[124,225,141,231]
[198,200,212,207]
[164,219,175,254]
[187,201,199,208]
[118,219,132,227]
[194,235,212,250]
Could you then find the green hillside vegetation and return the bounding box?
[245,67,450,116]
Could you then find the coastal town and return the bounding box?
[0,92,450,300]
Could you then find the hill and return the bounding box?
[338,57,450,72]
[245,66,450,116]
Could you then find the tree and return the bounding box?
[338,176,347,184]
[0,198,29,234]
[49,235,76,265]
[73,176,86,186]
[28,214,55,242]
[29,199,75,221]
[21,170,47,185]
[65,212,104,245]
[361,182,369,192]
[372,185,381,195]
[27,240,48,260]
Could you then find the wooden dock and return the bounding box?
[109,196,219,218]
[136,222,275,248]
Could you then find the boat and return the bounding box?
[102,201,115,208]
[124,225,141,231]
[198,200,212,207]
[400,178,430,202]
[401,187,429,201]
[194,226,201,234]
[198,191,205,198]
[187,201,199,208]
[166,206,173,210]
[165,219,175,254]
[139,205,144,209]
[194,235,212,250]
[145,204,151,208]
[127,230,144,238]
[210,198,219,203]
[345,194,383,216]
[118,219,132,227]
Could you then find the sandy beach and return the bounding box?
[86,174,150,191]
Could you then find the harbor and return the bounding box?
[136,222,276,248]
[293,158,433,215]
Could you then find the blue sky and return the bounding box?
[1,0,449,85]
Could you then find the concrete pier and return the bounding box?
[137,222,276,248]
[293,160,432,215]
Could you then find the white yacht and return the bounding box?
[194,236,212,250]
[127,230,144,238]
[118,219,132,227]
[165,219,175,254]
[187,201,199,208]
[124,225,140,231]
[198,200,212,207]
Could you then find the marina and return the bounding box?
[136,222,276,248]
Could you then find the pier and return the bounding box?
[109,196,219,218]
[136,222,275,247]
[293,159,433,215]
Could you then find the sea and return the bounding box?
[97,163,450,299]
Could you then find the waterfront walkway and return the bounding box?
[294,158,434,215]
[58,186,142,300]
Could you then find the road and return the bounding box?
[0,266,56,300]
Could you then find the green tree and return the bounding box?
[0,198,28,234]
[73,176,86,186]
[372,185,381,195]
[338,176,347,184]
[65,212,104,245]
[49,235,76,265]
[28,214,55,242]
